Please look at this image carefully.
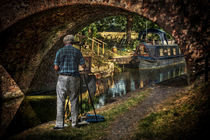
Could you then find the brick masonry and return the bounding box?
[0,0,209,95]
[0,65,24,99]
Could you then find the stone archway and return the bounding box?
[0,0,209,96]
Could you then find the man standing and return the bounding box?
[54,34,85,129]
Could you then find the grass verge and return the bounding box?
[132,81,210,140]
[10,89,150,140]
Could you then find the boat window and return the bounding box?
[168,40,175,45]
[164,49,168,56]
[163,40,167,45]
[160,49,164,56]
[145,33,160,45]
[179,48,181,55]
[168,48,171,56]
[173,48,176,55]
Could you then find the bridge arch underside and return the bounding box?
[0,1,209,96]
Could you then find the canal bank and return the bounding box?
[8,75,210,140]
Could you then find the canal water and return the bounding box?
[94,63,186,109]
[1,63,186,138]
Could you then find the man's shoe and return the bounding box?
[72,124,78,128]
[53,126,64,130]
[64,124,69,127]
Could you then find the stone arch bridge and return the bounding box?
[0,0,209,98]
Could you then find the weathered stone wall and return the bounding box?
[27,45,58,94]
[0,0,209,95]
[0,65,24,99]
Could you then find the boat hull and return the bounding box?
[131,56,185,69]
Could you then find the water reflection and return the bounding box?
[0,97,24,137]
[108,78,126,97]
[94,63,186,108]
[1,96,56,138]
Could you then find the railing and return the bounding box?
[75,34,107,55]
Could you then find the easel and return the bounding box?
[79,72,98,121]
[79,51,97,121]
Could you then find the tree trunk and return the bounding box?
[126,15,133,44]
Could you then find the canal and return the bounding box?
[1,63,186,138]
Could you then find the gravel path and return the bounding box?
[101,76,188,140]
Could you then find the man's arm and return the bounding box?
[54,50,60,72]
[79,51,86,71]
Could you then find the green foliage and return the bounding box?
[81,23,98,38]
[80,15,127,42]
[96,15,127,32]
[79,15,174,51]
[132,82,210,140]
[132,40,140,49]
[132,15,160,32]
[81,15,162,36]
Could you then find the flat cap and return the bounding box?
[63,34,74,43]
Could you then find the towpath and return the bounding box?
[100,75,188,140]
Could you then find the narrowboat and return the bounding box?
[130,29,185,69]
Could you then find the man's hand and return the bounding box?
[54,65,59,71]
[82,64,86,68]
[79,64,86,72]
[82,64,86,71]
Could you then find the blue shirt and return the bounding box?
[54,44,85,76]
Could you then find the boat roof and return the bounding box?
[140,28,165,34]
[139,28,168,45]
